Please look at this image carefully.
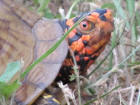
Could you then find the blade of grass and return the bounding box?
[113,0,129,28]
[109,18,126,70]
[126,0,135,17]
[84,85,120,105]
[21,15,87,79]
[66,0,81,19]
[126,0,137,64]
[108,29,117,69]
[119,45,140,66]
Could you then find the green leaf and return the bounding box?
[33,0,39,5]
[44,8,54,18]
[86,88,96,95]
[38,0,50,12]
[0,61,22,83]
[128,61,140,67]
[0,81,20,98]
[70,74,76,81]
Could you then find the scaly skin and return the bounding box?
[56,9,114,84]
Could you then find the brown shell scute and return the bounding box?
[33,18,68,63]
[0,0,35,75]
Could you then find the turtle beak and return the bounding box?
[87,9,114,33]
[103,9,114,32]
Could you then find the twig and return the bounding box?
[129,85,135,105]
[136,87,140,105]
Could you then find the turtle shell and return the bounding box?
[0,0,68,105]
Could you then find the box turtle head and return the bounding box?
[0,0,114,105]
[55,9,114,84]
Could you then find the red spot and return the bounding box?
[84,57,89,61]
[68,30,76,38]
[75,55,80,62]
[85,47,93,55]
[87,12,99,22]
[81,35,90,41]
[66,18,74,26]
[70,39,84,52]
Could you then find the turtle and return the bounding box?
[0,0,114,105]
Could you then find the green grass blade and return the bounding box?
[126,0,137,63]
[119,45,140,66]
[66,0,81,19]
[126,0,135,17]
[108,30,117,69]
[113,0,129,28]
[0,81,20,98]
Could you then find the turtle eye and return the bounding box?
[80,20,92,31]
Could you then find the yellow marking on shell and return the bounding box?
[43,95,52,99]
[52,98,60,104]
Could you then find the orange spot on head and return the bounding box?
[66,18,74,27]
[75,55,80,62]
[91,43,100,51]
[85,47,93,55]
[99,38,107,46]
[104,9,113,21]
[70,39,84,52]
[84,57,89,61]
[96,19,106,28]
[76,39,84,51]
[81,48,86,54]
[67,29,77,38]
[70,41,78,51]
[87,12,99,22]
[81,35,90,41]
